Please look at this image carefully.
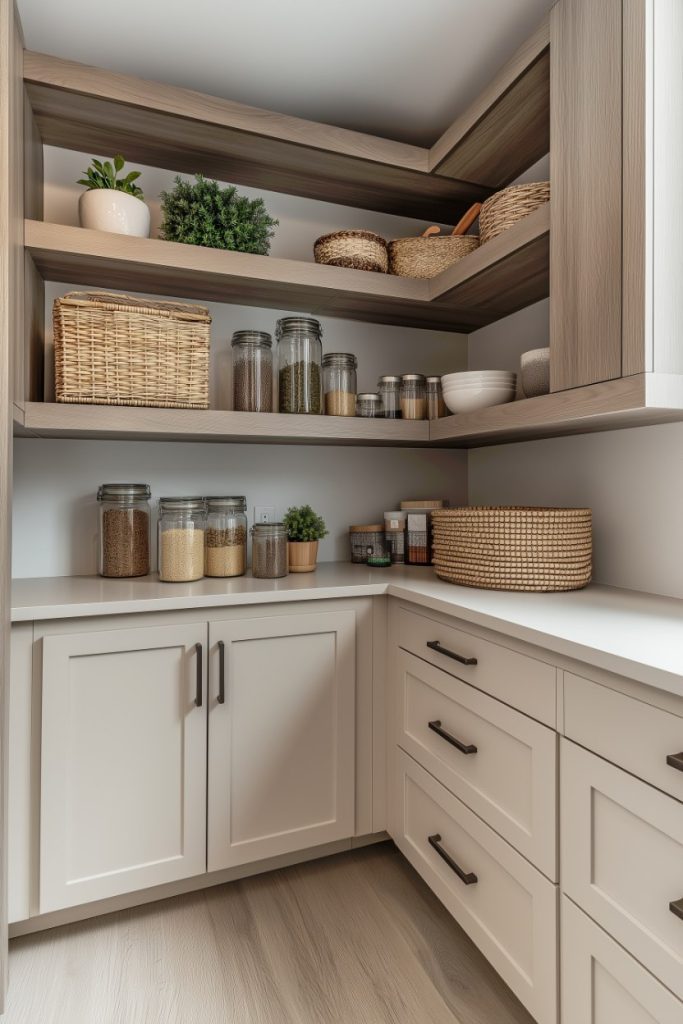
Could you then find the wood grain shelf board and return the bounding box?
[23,51,486,222]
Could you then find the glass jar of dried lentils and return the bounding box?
[97,483,151,578]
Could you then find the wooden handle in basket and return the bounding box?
[421,225,442,238]
[451,203,482,236]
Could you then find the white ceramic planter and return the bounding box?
[78,189,150,238]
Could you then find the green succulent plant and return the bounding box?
[77,154,144,198]
[159,174,278,255]
[283,505,328,543]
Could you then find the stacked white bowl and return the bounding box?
[441,370,517,414]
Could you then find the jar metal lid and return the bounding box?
[401,373,426,383]
[98,483,151,502]
[378,375,401,385]
[231,330,272,347]
[159,497,207,513]
[251,522,287,535]
[322,352,357,368]
[357,393,381,402]
[276,316,322,337]
[426,376,442,384]
[205,496,247,512]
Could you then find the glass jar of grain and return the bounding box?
[205,496,247,578]
[356,393,383,417]
[231,330,273,412]
[97,483,151,578]
[251,522,289,579]
[426,377,447,419]
[400,374,427,420]
[377,376,401,419]
[158,497,207,583]
[276,316,323,414]
[322,352,357,416]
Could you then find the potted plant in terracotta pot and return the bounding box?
[283,505,328,573]
[77,155,150,237]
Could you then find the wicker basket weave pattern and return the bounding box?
[431,506,592,592]
[54,291,211,409]
[479,182,550,244]
[314,230,388,273]
[388,234,479,279]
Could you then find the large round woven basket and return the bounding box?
[431,506,592,592]
[479,182,550,244]
[314,230,388,273]
[388,234,479,279]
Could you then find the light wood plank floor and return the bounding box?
[5,843,534,1024]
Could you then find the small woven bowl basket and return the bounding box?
[388,234,479,279]
[431,506,592,592]
[314,230,388,273]
[479,182,550,244]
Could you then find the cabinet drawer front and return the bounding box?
[393,604,556,726]
[392,749,558,1024]
[564,671,683,802]
[562,740,683,998]
[396,649,557,878]
[562,897,683,1024]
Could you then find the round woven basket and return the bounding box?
[479,182,550,244]
[314,230,388,273]
[388,234,479,279]
[431,507,592,592]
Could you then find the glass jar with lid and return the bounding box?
[400,374,427,420]
[426,376,446,419]
[378,376,401,419]
[356,393,383,417]
[322,352,357,416]
[97,483,151,578]
[251,522,289,579]
[158,497,207,583]
[232,330,273,412]
[205,496,247,578]
[276,316,323,414]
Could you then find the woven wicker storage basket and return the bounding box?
[54,291,211,409]
[431,507,592,592]
[388,234,479,279]
[479,182,550,244]
[314,230,388,273]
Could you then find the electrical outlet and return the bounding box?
[254,505,276,524]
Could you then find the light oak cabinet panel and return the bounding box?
[39,624,208,913]
[207,610,356,872]
[562,897,682,1024]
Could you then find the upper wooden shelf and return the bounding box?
[24,205,550,333]
[23,20,549,221]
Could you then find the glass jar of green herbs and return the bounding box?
[276,316,323,414]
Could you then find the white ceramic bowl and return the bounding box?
[442,370,516,383]
[443,384,516,414]
[443,381,516,392]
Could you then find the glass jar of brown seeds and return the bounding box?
[231,330,273,412]
[97,483,151,578]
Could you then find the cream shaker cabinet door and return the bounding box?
[208,610,356,872]
[40,624,208,913]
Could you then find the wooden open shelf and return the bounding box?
[25,205,549,334]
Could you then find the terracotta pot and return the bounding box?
[288,540,318,573]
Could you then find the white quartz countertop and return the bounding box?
[12,564,683,695]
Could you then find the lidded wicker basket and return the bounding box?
[479,182,550,244]
[314,230,388,273]
[388,234,479,279]
[53,291,211,409]
[431,506,592,592]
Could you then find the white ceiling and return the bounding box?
[17,0,554,147]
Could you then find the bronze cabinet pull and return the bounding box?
[428,720,477,755]
[426,640,477,666]
[428,834,478,885]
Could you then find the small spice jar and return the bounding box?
[97,483,151,578]
[378,376,401,419]
[426,376,447,419]
[400,374,427,420]
[277,316,323,414]
[232,330,273,412]
[251,522,289,579]
[158,497,207,583]
[205,496,247,578]
[384,509,407,564]
[349,524,387,563]
[401,499,446,565]
[356,393,383,417]
[322,353,357,416]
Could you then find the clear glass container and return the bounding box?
[205,496,247,578]
[400,374,427,420]
[384,509,407,564]
[158,497,207,583]
[97,483,151,578]
[322,352,357,416]
[231,330,273,412]
[251,522,289,579]
[378,376,401,419]
[426,376,446,419]
[356,393,383,417]
[276,316,323,414]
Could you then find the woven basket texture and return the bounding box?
[431,506,592,592]
[388,234,479,279]
[54,291,211,409]
[479,182,550,244]
[314,230,388,273]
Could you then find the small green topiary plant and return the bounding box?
[159,174,278,254]
[77,154,144,198]
[283,505,328,543]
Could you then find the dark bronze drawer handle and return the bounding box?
[666,752,683,773]
[427,640,477,666]
[670,898,683,921]
[217,640,226,704]
[428,720,477,755]
[195,643,203,707]
[428,833,478,885]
